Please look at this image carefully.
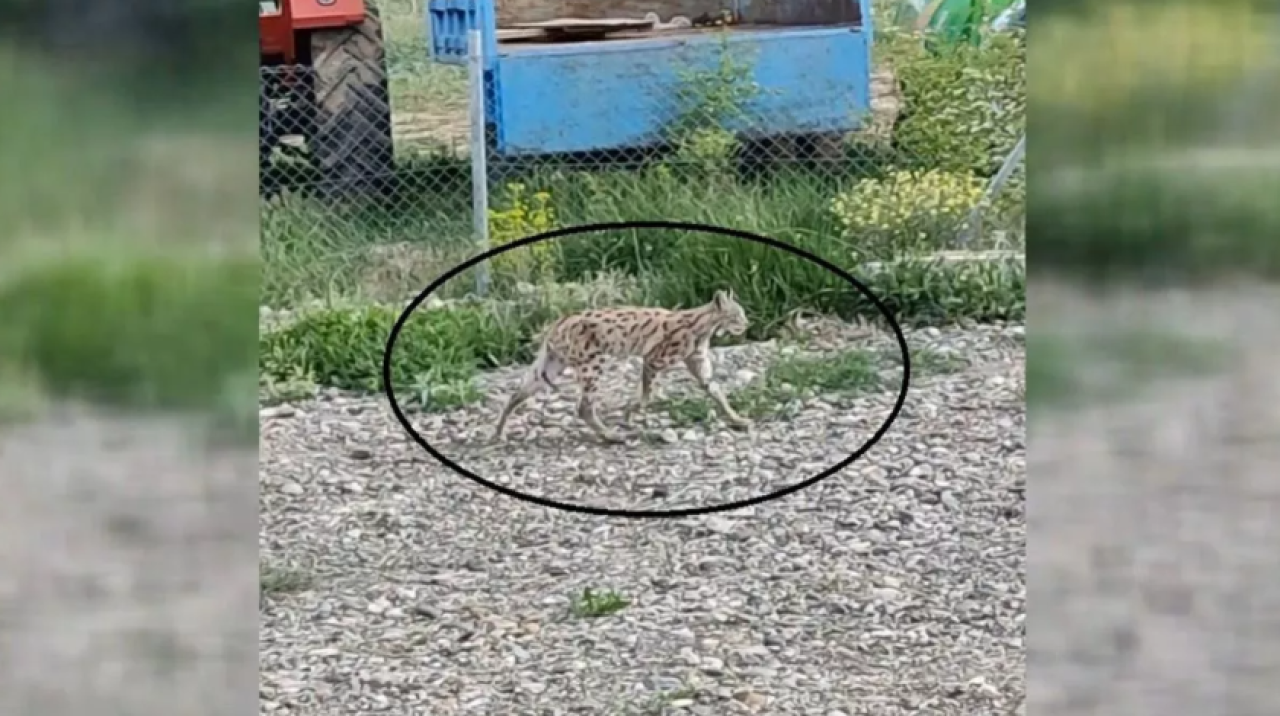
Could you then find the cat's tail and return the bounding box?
[528,320,565,391]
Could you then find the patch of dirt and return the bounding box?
[394,110,471,158]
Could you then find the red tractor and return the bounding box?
[259,0,395,196]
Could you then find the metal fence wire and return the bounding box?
[258,4,1025,305]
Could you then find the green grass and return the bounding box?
[260,302,529,404]
[769,349,884,392]
[0,362,49,425]
[0,248,259,443]
[260,561,315,601]
[258,278,1009,415]
[656,345,965,427]
[261,370,320,406]
[890,345,970,374]
[1030,0,1275,284]
[260,183,474,307]
[0,45,139,236]
[260,279,642,411]
[570,587,631,618]
[1026,335,1083,411]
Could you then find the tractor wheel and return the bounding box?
[308,5,395,197]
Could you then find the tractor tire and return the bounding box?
[308,6,395,198]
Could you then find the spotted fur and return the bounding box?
[493,289,751,442]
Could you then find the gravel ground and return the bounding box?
[259,323,1027,715]
[11,284,1280,716]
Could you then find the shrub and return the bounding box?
[831,169,986,258]
[645,232,1024,334]
[881,27,1025,176]
[670,126,741,179]
[858,257,1024,326]
[0,253,258,412]
[488,182,559,289]
[260,302,528,401]
[259,273,648,409]
[668,29,761,169]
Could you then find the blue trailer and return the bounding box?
[427,0,874,157]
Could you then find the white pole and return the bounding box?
[468,29,492,297]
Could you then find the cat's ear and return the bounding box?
[713,290,728,308]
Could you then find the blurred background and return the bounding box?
[1029,0,1280,714]
[1032,0,1278,279]
[0,2,259,714]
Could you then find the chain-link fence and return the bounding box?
[259,0,1025,307]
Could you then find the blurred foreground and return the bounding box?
[0,21,259,716]
[1030,1,1280,713]
[1031,282,1280,715]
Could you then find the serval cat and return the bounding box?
[493,289,751,443]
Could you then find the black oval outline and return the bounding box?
[383,220,910,519]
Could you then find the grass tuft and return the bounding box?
[656,344,965,428]
[260,561,315,601]
[570,587,631,618]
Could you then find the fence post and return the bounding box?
[960,132,1026,247]
[467,29,492,297]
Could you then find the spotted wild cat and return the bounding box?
[493,289,751,443]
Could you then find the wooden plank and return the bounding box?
[497,28,550,42]
[507,17,656,30]
[499,17,659,43]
